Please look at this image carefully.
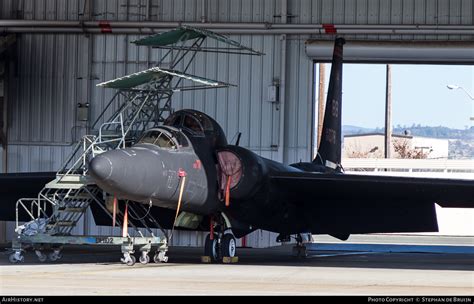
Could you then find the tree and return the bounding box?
[345,144,382,158]
[393,139,429,159]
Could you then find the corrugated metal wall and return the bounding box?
[1,0,472,247]
[3,0,472,26]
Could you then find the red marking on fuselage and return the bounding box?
[178,168,187,177]
[193,159,202,170]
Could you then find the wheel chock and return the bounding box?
[222,256,239,264]
[201,256,212,263]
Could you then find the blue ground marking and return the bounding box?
[307,243,474,254]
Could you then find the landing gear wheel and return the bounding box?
[9,252,24,264]
[154,251,168,263]
[48,251,62,262]
[204,233,219,262]
[292,246,308,258]
[292,234,308,258]
[35,250,47,262]
[139,253,150,265]
[221,234,236,258]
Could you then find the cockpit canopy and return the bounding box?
[137,126,190,150]
[164,109,227,147]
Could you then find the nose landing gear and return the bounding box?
[204,233,220,261]
[203,232,237,263]
[203,215,238,263]
[221,233,236,258]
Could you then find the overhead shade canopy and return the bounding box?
[97,67,233,89]
[132,26,264,55]
[132,27,204,46]
[305,40,474,64]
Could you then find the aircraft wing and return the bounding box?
[270,172,474,208]
[269,172,473,238]
[0,172,56,221]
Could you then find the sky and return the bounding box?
[319,64,474,130]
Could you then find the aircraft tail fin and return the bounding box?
[314,37,345,172]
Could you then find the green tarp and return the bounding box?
[97,67,232,89]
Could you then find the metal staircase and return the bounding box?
[9,91,170,265]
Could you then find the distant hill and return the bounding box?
[343,125,474,159]
[342,125,375,135]
[343,125,474,140]
[392,125,474,140]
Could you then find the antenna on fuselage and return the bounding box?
[235,132,242,146]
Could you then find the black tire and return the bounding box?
[37,253,47,263]
[221,234,237,258]
[154,251,168,263]
[139,254,150,264]
[9,253,24,264]
[126,255,136,266]
[204,233,219,262]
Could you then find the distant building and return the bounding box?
[343,133,449,159]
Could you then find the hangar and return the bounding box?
[0,0,473,249]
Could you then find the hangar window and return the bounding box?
[312,61,473,160]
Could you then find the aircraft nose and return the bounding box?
[88,149,130,195]
[88,148,165,201]
[89,155,113,182]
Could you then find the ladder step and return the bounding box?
[58,207,86,213]
[46,175,93,189]
[52,221,76,227]
[45,182,86,189]
[65,193,91,200]
[55,175,85,182]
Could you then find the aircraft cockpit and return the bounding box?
[163,109,227,147]
[137,126,190,150]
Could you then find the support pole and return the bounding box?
[317,63,326,147]
[0,57,7,244]
[277,0,288,164]
[384,64,392,159]
[82,32,93,236]
[201,0,208,23]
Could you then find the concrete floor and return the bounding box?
[1,244,473,295]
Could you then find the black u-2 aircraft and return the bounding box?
[87,38,474,261]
